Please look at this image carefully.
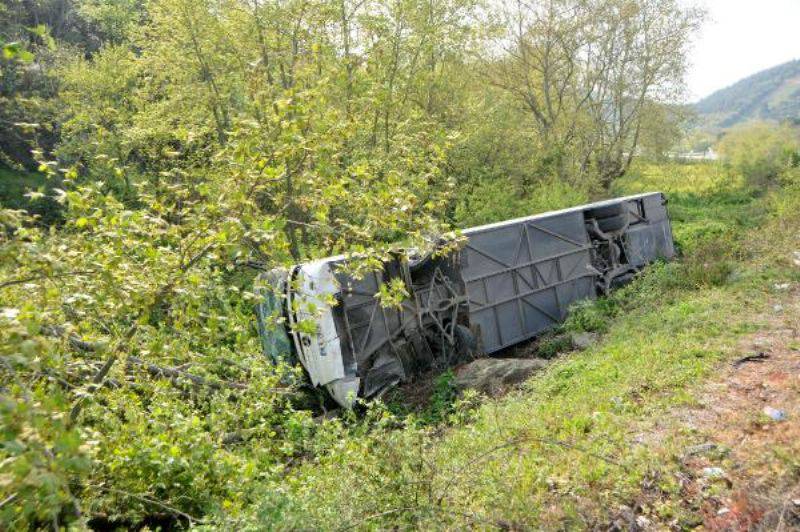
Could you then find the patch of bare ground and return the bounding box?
[631,288,800,531]
[386,366,449,413]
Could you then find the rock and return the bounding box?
[763,406,787,421]
[792,498,800,507]
[635,515,652,529]
[702,467,725,479]
[752,337,771,348]
[685,442,717,456]
[570,331,599,350]
[717,507,730,516]
[773,304,784,313]
[312,408,341,424]
[774,282,791,291]
[727,269,744,283]
[0,307,19,320]
[614,505,636,526]
[454,357,548,396]
[793,251,800,267]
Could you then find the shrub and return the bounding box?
[421,370,459,425]
[563,298,618,333]
[673,219,731,256]
[535,332,574,359]
[717,122,800,188]
[453,178,590,228]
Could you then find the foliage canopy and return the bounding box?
[0,0,708,528]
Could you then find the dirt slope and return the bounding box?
[636,289,800,531]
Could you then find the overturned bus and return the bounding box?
[255,192,675,407]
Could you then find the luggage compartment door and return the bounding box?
[461,211,596,354]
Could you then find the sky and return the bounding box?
[686,0,800,101]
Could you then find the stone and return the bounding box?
[685,442,717,456]
[763,406,787,421]
[454,357,548,396]
[702,467,725,479]
[615,505,636,526]
[570,331,599,350]
[752,337,771,348]
[0,308,19,320]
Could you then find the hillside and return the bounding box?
[253,163,800,529]
[5,1,800,529]
[695,59,800,129]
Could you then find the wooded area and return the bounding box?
[0,0,727,529]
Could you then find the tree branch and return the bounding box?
[68,354,118,425]
[126,356,248,391]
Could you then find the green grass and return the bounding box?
[0,165,47,203]
[241,161,800,529]
[262,280,772,529]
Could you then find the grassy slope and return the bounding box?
[0,165,45,203]
[249,162,800,529]
[0,165,61,225]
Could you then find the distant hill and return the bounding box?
[695,59,800,130]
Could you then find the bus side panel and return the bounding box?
[461,210,596,354]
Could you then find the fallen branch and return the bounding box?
[67,325,137,425]
[126,356,248,391]
[44,325,246,390]
[0,493,17,509]
[180,242,215,273]
[733,351,769,368]
[101,487,201,525]
[41,325,99,352]
[0,269,97,290]
[68,355,118,425]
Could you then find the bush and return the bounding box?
[717,122,800,188]
[453,178,590,228]
[563,298,618,333]
[535,333,574,359]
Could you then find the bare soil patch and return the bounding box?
[638,289,800,530]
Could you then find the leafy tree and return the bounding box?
[486,0,702,188]
[1,1,476,526]
[56,0,477,253]
[717,121,800,187]
[0,0,706,527]
[637,102,689,161]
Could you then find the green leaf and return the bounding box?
[27,24,56,50]
[17,49,34,62]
